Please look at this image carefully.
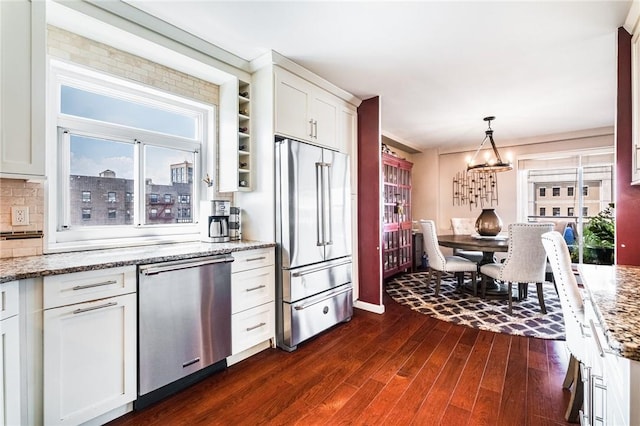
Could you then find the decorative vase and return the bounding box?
[475,208,503,236]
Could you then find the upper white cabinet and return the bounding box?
[0,0,45,178]
[275,66,348,152]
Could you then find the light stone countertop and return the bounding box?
[0,240,275,284]
[578,264,640,362]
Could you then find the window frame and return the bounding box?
[47,60,215,251]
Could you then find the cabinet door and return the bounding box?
[0,0,45,178]
[44,293,136,426]
[311,90,338,149]
[340,104,357,160]
[0,315,20,426]
[274,68,313,142]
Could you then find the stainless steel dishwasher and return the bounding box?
[136,255,233,409]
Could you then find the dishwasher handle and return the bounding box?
[140,256,234,276]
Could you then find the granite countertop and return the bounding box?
[0,240,275,284]
[578,264,640,361]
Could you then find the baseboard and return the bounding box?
[354,300,385,314]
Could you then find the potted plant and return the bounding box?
[583,203,615,265]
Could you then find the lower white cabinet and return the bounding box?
[0,281,21,426]
[229,248,275,363]
[43,267,137,426]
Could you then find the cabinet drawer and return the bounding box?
[0,280,18,320]
[232,302,275,355]
[232,266,275,314]
[43,266,136,309]
[232,248,274,273]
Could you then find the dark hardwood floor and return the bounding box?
[109,292,574,426]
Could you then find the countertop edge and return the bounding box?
[0,241,276,284]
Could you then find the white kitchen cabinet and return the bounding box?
[0,0,46,178]
[228,248,275,364]
[582,297,640,425]
[0,281,21,426]
[274,67,344,151]
[43,267,137,426]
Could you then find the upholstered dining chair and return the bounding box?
[450,217,483,264]
[419,220,478,296]
[541,231,588,422]
[480,222,554,313]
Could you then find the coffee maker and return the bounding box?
[200,200,230,243]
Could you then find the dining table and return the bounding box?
[437,233,510,296]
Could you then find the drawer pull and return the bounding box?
[182,357,200,368]
[589,319,612,357]
[245,256,266,262]
[72,301,117,314]
[72,280,117,291]
[246,322,266,332]
[246,284,266,292]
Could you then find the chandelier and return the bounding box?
[466,116,513,173]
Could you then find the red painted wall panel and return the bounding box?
[357,97,382,305]
[616,27,640,266]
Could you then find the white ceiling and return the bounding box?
[126,0,631,152]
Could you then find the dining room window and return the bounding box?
[519,149,614,264]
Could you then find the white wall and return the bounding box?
[410,129,614,236]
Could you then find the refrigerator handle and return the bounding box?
[324,163,333,246]
[316,162,324,246]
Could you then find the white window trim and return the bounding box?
[46,60,215,253]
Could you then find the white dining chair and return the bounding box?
[480,222,554,313]
[541,231,589,422]
[450,217,484,264]
[419,220,478,295]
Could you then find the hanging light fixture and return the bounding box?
[466,116,513,173]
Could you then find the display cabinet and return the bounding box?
[382,153,413,278]
[238,80,251,190]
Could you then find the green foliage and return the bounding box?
[583,203,615,250]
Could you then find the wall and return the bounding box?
[415,132,614,236]
[615,27,640,266]
[0,179,44,257]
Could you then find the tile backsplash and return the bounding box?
[0,178,44,258]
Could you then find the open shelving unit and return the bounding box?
[237,80,251,191]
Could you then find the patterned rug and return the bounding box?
[386,272,565,340]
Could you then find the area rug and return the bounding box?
[386,272,565,340]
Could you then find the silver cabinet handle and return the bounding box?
[246,284,266,292]
[589,319,612,357]
[313,120,318,139]
[246,322,266,332]
[182,357,200,368]
[309,119,314,138]
[72,301,117,314]
[72,280,117,290]
[245,256,266,262]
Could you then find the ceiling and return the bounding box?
[126,1,631,153]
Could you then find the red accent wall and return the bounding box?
[616,27,640,266]
[357,97,382,305]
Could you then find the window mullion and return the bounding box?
[135,140,143,227]
[58,128,71,230]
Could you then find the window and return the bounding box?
[568,207,574,217]
[50,61,214,247]
[540,207,546,216]
[539,187,546,197]
[583,186,589,196]
[567,187,574,197]
[179,194,191,204]
[583,207,589,217]
[553,207,561,216]
[552,187,560,196]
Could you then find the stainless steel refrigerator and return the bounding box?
[275,137,353,351]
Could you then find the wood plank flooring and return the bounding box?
[108,293,574,426]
